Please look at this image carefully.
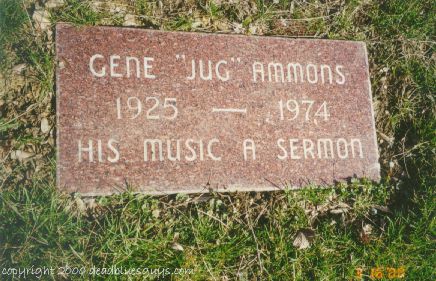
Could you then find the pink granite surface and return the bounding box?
[56,23,380,195]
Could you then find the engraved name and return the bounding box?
[87,54,346,85]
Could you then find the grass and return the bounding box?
[0,0,435,280]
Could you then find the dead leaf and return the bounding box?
[12,64,26,74]
[359,224,373,244]
[11,150,34,162]
[123,14,138,26]
[293,228,315,250]
[191,21,202,29]
[371,204,391,214]
[32,9,51,32]
[362,224,373,235]
[152,209,160,218]
[232,22,244,34]
[41,117,50,133]
[173,232,180,242]
[171,242,184,251]
[74,197,86,214]
[330,208,349,214]
[45,0,65,9]
[84,198,96,209]
[330,202,351,214]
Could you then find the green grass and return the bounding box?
[0,0,435,280]
[0,0,27,70]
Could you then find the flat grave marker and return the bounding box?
[56,23,380,195]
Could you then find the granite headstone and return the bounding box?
[56,23,380,195]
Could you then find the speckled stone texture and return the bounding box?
[56,23,380,195]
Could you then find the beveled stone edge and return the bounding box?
[362,42,381,181]
[55,23,61,193]
[55,22,368,47]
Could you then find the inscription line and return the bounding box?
[212,108,247,114]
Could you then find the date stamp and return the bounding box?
[355,266,405,280]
